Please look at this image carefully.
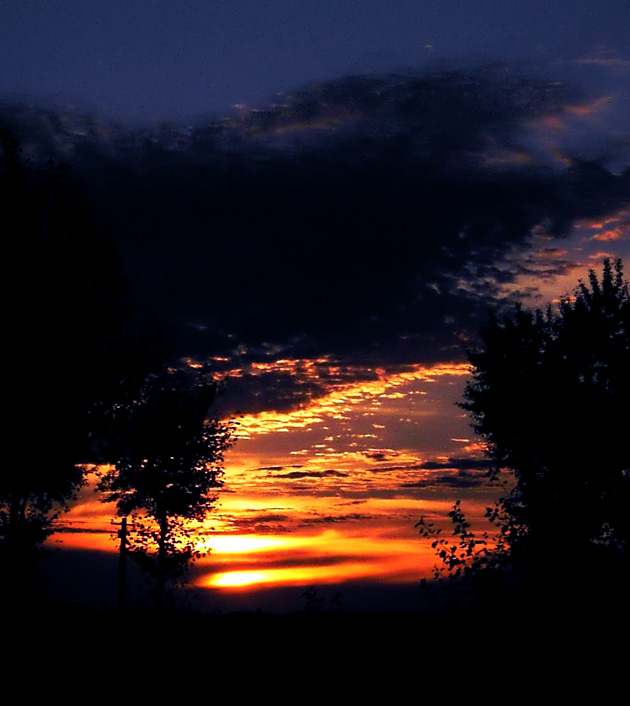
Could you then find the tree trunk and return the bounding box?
[156,514,168,612]
[117,516,128,612]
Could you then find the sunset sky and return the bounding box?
[1,1,628,612]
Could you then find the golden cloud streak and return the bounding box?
[235,362,470,439]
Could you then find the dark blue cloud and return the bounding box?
[2,65,628,372]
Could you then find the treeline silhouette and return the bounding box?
[1,132,233,611]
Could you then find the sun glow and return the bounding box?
[210,571,270,587]
[202,562,387,589]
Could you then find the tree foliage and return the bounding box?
[416,500,512,610]
[99,367,235,609]
[0,131,167,568]
[420,259,629,606]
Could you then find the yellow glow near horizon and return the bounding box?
[199,532,445,590]
[201,561,382,589]
[202,529,344,557]
[211,571,270,587]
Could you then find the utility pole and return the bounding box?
[116,516,128,612]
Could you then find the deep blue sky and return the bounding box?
[1,0,629,119]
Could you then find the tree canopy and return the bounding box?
[419,259,629,611]
[1,131,168,568]
[462,258,629,572]
[99,367,235,609]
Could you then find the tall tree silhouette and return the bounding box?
[420,260,629,607]
[99,367,234,611]
[1,131,167,577]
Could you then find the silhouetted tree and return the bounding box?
[99,367,234,610]
[1,131,168,579]
[420,259,629,608]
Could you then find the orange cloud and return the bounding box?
[575,207,629,242]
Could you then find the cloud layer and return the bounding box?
[2,64,628,370]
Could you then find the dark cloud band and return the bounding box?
[2,64,628,372]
